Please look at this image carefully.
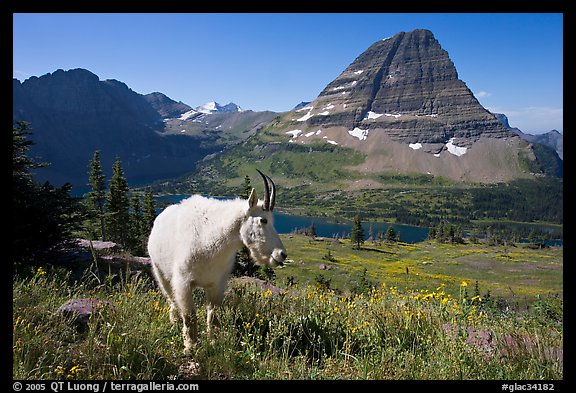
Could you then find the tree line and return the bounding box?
[84,151,156,256]
[13,122,156,272]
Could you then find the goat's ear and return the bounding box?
[248,188,258,210]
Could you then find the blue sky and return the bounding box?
[13,13,563,134]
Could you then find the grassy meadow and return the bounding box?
[13,235,563,380]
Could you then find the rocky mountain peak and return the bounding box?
[249,28,558,183]
[277,28,514,155]
[144,92,192,119]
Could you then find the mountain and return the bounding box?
[12,68,278,190]
[492,112,563,160]
[531,130,563,161]
[160,109,279,149]
[182,29,561,195]
[196,101,243,114]
[293,101,312,110]
[143,92,192,119]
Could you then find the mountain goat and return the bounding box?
[147,170,287,352]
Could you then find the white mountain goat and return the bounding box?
[147,170,287,352]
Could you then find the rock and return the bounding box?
[76,238,119,253]
[319,263,333,270]
[251,28,556,184]
[98,255,151,270]
[232,276,285,296]
[441,323,562,363]
[57,298,114,330]
[178,360,201,379]
[73,239,152,275]
[290,29,514,145]
[13,68,221,187]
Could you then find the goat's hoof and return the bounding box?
[183,341,198,355]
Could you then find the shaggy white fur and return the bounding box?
[148,187,287,352]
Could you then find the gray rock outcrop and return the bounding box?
[295,29,514,147]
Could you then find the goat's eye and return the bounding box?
[260,218,268,224]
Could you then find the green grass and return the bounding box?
[13,236,562,380]
[276,235,563,303]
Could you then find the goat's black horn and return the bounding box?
[256,169,271,211]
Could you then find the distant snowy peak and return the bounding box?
[195,101,244,114]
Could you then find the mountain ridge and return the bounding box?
[12,28,562,192]
[492,112,563,160]
[12,68,278,190]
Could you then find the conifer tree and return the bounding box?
[142,190,156,237]
[106,156,130,246]
[87,150,107,240]
[241,175,252,199]
[385,226,396,242]
[127,194,144,254]
[351,214,365,250]
[13,122,79,267]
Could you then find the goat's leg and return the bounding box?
[151,264,179,324]
[174,281,198,353]
[205,284,225,339]
[181,312,198,353]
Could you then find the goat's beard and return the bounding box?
[247,247,270,266]
[245,244,281,267]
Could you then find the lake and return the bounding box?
[154,194,430,243]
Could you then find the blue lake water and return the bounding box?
[153,195,562,246]
[154,194,430,243]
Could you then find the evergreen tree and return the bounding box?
[351,214,365,250]
[309,222,317,238]
[127,194,144,255]
[447,224,456,243]
[86,150,107,240]
[437,220,446,242]
[241,175,252,199]
[106,157,130,246]
[385,226,396,242]
[142,190,156,237]
[13,122,80,268]
[428,226,437,241]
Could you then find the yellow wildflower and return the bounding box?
[460,281,468,287]
[55,366,65,377]
[37,267,47,276]
[67,365,82,379]
[262,289,273,298]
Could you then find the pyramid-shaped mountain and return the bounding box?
[312,29,510,145]
[259,29,556,183]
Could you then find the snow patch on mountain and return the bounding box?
[364,111,383,120]
[296,108,314,122]
[286,130,302,138]
[446,138,467,156]
[348,127,369,141]
[178,109,199,120]
[196,101,243,114]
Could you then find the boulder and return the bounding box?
[57,298,114,330]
